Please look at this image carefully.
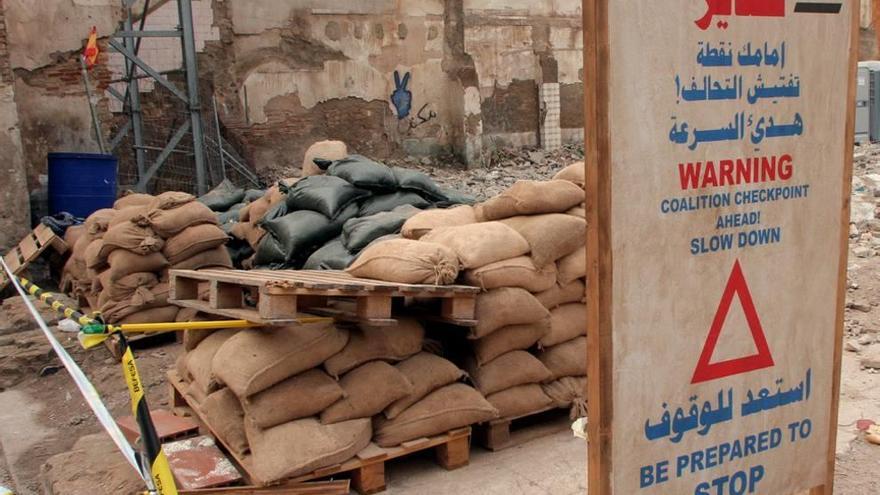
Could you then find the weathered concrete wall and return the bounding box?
[0,0,32,250]
[2,0,584,185]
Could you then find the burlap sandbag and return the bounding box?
[177,309,215,351]
[476,180,585,221]
[114,193,154,210]
[486,384,554,419]
[243,369,345,429]
[462,256,556,292]
[373,383,498,448]
[566,205,586,218]
[539,303,587,348]
[63,224,86,248]
[501,214,586,268]
[347,239,459,285]
[421,222,530,270]
[324,319,424,377]
[557,246,586,285]
[84,208,117,237]
[321,361,413,425]
[472,288,550,339]
[187,329,239,396]
[466,351,553,396]
[99,222,164,259]
[186,381,209,409]
[84,239,108,270]
[538,336,587,379]
[303,140,348,177]
[244,186,285,225]
[535,279,586,309]
[108,206,151,228]
[245,417,371,484]
[175,353,190,382]
[384,353,466,420]
[116,305,179,325]
[542,376,587,419]
[214,322,349,398]
[101,272,159,302]
[163,224,229,264]
[72,232,95,261]
[553,162,585,188]
[202,388,249,456]
[106,250,168,282]
[172,245,233,270]
[400,205,478,240]
[148,191,195,211]
[472,318,551,366]
[100,283,170,323]
[148,201,217,238]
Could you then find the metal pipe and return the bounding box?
[123,9,147,182]
[178,0,208,195]
[80,56,107,153]
[213,95,226,181]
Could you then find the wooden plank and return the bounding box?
[179,480,350,495]
[19,233,39,256]
[440,297,476,321]
[257,292,298,320]
[819,4,861,495]
[213,281,244,309]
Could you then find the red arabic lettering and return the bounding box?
[696,0,732,30]
[736,0,785,17]
[695,0,786,31]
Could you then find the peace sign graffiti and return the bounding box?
[391,70,413,119]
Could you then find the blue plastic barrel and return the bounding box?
[48,152,118,218]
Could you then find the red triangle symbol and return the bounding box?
[691,260,774,384]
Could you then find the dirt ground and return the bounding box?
[1,144,879,494]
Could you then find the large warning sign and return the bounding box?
[585,1,856,494]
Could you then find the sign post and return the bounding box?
[585,1,857,494]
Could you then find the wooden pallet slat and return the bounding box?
[475,406,573,452]
[169,269,479,326]
[168,371,471,495]
[0,224,68,290]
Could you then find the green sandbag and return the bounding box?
[303,238,356,270]
[199,180,246,212]
[326,155,399,191]
[342,205,421,252]
[358,192,431,217]
[285,176,370,219]
[392,167,447,201]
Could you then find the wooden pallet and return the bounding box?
[0,224,68,290]
[168,371,472,495]
[169,269,479,327]
[475,406,573,451]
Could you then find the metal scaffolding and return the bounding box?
[106,0,208,195]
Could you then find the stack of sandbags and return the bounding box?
[62,208,118,306]
[68,192,231,324]
[200,181,264,267]
[174,318,497,484]
[353,171,589,419]
[242,151,474,270]
[229,179,298,268]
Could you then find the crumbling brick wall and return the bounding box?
[0,0,32,250]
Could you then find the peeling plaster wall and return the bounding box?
[2,0,585,186]
[462,0,582,151]
[0,0,31,250]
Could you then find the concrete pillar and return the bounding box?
[0,0,31,251]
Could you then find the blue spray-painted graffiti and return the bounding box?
[391,70,413,119]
